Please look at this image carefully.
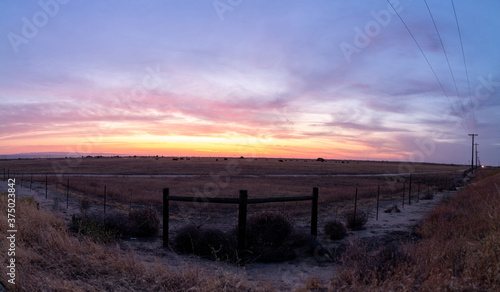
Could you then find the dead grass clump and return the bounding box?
[71,212,128,243]
[71,207,160,242]
[173,224,202,254]
[198,228,237,261]
[245,212,300,262]
[247,212,292,248]
[128,206,160,237]
[79,199,91,214]
[323,220,347,240]
[173,225,237,261]
[345,210,368,230]
[421,191,434,200]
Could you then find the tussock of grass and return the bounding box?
[0,193,272,291]
[173,225,238,262]
[323,220,347,240]
[345,210,368,231]
[245,212,303,262]
[332,170,500,291]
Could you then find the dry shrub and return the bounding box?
[71,212,129,243]
[0,193,270,291]
[173,224,202,254]
[323,220,347,240]
[345,210,368,230]
[173,225,237,261]
[79,199,91,214]
[421,191,434,200]
[71,207,160,242]
[245,212,300,262]
[246,212,292,248]
[128,206,160,237]
[198,228,237,261]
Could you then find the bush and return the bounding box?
[129,206,160,237]
[245,212,297,262]
[198,228,237,261]
[422,193,434,200]
[71,207,160,242]
[71,213,126,243]
[173,225,237,261]
[345,210,368,231]
[324,220,347,240]
[173,224,202,254]
[80,199,91,215]
[246,212,293,248]
[175,213,306,263]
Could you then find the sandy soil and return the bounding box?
[2,178,462,291]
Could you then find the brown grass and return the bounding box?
[0,193,274,291]
[2,156,464,176]
[25,166,460,215]
[331,169,500,291]
[2,158,464,239]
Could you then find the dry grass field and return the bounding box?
[1,157,465,227]
[2,157,464,208]
[2,157,486,291]
[1,156,463,175]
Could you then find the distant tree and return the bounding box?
[316,158,325,162]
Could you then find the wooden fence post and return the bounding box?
[408,174,412,205]
[66,178,69,209]
[353,186,358,223]
[7,169,9,180]
[20,173,23,187]
[45,175,48,199]
[30,174,33,191]
[311,187,318,236]
[3,168,5,181]
[103,185,107,215]
[417,181,420,202]
[402,181,405,209]
[163,188,169,247]
[376,185,380,221]
[238,190,248,256]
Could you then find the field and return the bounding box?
[1,157,484,291]
[1,157,465,208]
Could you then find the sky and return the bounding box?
[0,0,499,165]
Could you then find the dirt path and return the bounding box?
[1,179,461,291]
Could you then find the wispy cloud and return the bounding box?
[0,0,499,164]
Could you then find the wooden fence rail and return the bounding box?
[162,187,319,255]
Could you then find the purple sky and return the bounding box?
[0,0,499,165]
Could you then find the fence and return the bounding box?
[162,187,319,254]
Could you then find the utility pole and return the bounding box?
[475,143,479,169]
[468,134,478,172]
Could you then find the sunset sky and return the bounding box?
[1,0,499,165]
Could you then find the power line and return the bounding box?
[451,0,477,130]
[423,0,470,131]
[386,0,468,131]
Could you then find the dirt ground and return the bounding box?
[1,174,465,291]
